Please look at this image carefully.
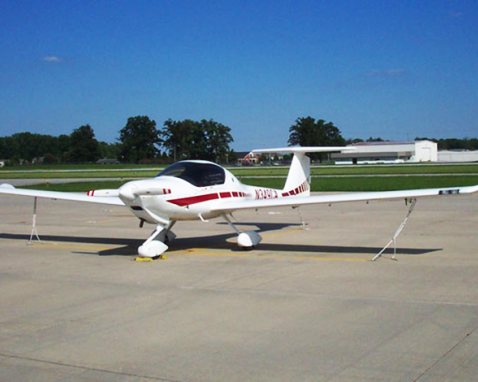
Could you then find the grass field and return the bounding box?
[2,162,477,192]
[2,163,478,179]
[8,165,476,193]
[0,168,159,179]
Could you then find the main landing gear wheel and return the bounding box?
[237,231,262,248]
[223,214,262,250]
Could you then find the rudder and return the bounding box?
[282,152,311,197]
[252,146,354,198]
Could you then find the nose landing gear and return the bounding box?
[137,222,176,258]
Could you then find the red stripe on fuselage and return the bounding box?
[167,193,219,206]
[281,181,309,197]
[168,190,248,207]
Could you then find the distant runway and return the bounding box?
[0,194,477,381]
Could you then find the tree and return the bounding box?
[98,141,121,159]
[160,119,233,162]
[201,119,233,163]
[43,153,59,164]
[58,134,71,161]
[160,119,199,161]
[67,124,100,163]
[119,116,160,163]
[288,116,345,160]
[0,136,18,160]
[10,132,43,162]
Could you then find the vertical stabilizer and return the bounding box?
[282,152,311,196]
[252,146,354,198]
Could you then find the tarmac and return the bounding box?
[0,193,477,381]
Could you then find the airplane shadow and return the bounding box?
[216,221,303,229]
[167,234,440,256]
[0,227,441,258]
[0,233,140,256]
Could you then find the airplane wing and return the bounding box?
[211,185,478,214]
[0,184,124,206]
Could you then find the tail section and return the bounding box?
[282,152,311,197]
[252,146,355,197]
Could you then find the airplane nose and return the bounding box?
[118,182,137,202]
[119,180,173,202]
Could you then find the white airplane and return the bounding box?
[1,146,477,258]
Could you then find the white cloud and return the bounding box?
[43,55,62,63]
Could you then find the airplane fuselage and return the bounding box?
[117,161,286,224]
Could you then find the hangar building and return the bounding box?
[437,150,478,162]
[332,140,438,164]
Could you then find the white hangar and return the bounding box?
[332,140,438,164]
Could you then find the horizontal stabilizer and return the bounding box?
[252,146,356,154]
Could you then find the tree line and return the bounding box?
[0,125,119,164]
[0,116,234,164]
[1,114,476,165]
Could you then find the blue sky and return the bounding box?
[1,0,477,150]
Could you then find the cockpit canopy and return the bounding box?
[157,161,226,187]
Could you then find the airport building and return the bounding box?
[437,150,478,162]
[332,140,438,164]
[236,151,261,165]
[238,140,477,165]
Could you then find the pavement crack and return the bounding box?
[0,352,182,382]
[413,326,477,382]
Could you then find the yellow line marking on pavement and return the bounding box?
[167,247,369,262]
[167,248,245,257]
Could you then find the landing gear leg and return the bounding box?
[158,221,176,244]
[293,206,308,230]
[137,221,176,258]
[372,198,417,261]
[223,214,262,249]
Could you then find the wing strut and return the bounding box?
[28,197,41,244]
[372,198,417,261]
[292,206,308,230]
